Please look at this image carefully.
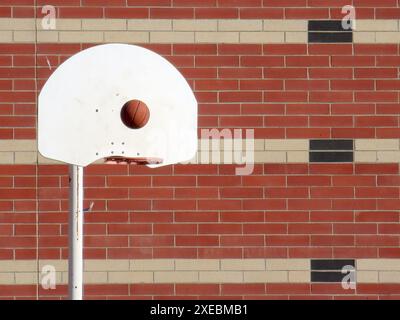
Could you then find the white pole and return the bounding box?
[68,165,84,300]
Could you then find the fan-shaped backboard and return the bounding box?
[38,44,198,167]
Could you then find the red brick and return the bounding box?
[221,235,264,246]
[288,176,331,186]
[240,8,283,18]
[195,8,238,19]
[153,248,197,258]
[176,284,220,295]
[289,247,332,258]
[334,247,378,258]
[356,164,399,174]
[265,67,307,79]
[130,236,173,247]
[108,224,152,235]
[222,284,265,295]
[175,211,218,222]
[267,284,310,295]
[286,128,331,138]
[154,224,196,234]
[266,235,309,246]
[311,187,354,198]
[199,223,242,234]
[285,8,328,18]
[311,235,354,246]
[153,199,196,211]
[240,79,283,90]
[176,235,219,246]
[150,8,193,18]
[131,284,174,295]
[264,164,308,174]
[243,199,286,210]
[285,80,328,91]
[309,68,353,79]
[198,247,242,258]
[265,211,309,222]
[310,211,353,222]
[219,44,262,55]
[243,223,287,234]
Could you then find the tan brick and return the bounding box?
[38,19,82,31]
[264,20,307,31]
[37,31,59,42]
[289,271,310,283]
[356,20,398,31]
[240,32,284,43]
[196,32,239,43]
[60,272,69,284]
[354,151,377,162]
[358,259,400,271]
[155,272,198,283]
[0,140,36,152]
[0,18,35,30]
[266,259,310,271]
[219,20,262,31]
[254,151,286,163]
[38,154,64,164]
[0,261,36,272]
[39,260,68,272]
[357,271,379,283]
[244,271,288,283]
[15,152,37,164]
[175,259,219,271]
[199,271,243,283]
[59,31,103,43]
[376,32,400,43]
[13,31,35,42]
[356,139,400,151]
[379,271,400,283]
[220,259,265,271]
[0,152,13,164]
[174,20,217,31]
[131,259,174,271]
[285,32,308,43]
[265,139,309,151]
[85,259,129,272]
[108,271,153,284]
[287,151,308,163]
[15,272,37,285]
[82,19,126,31]
[0,31,13,42]
[83,272,108,284]
[353,32,376,43]
[377,151,400,163]
[128,19,172,31]
[0,273,14,285]
[104,32,149,43]
[151,31,194,43]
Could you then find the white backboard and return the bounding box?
[38,44,198,167]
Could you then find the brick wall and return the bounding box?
[0,1,400,299]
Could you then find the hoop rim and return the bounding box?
[104,156,163,165]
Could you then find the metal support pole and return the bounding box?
[68,165,84,300]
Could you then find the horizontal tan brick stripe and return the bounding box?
[0,140,399,164]
[1,19,400,43]
[1,259,400,285]
[0,259,309,285]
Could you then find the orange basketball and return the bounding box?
[121,100,150,129]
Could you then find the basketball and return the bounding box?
[121,100,150,129]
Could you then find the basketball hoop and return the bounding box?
[104,156,163,165]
